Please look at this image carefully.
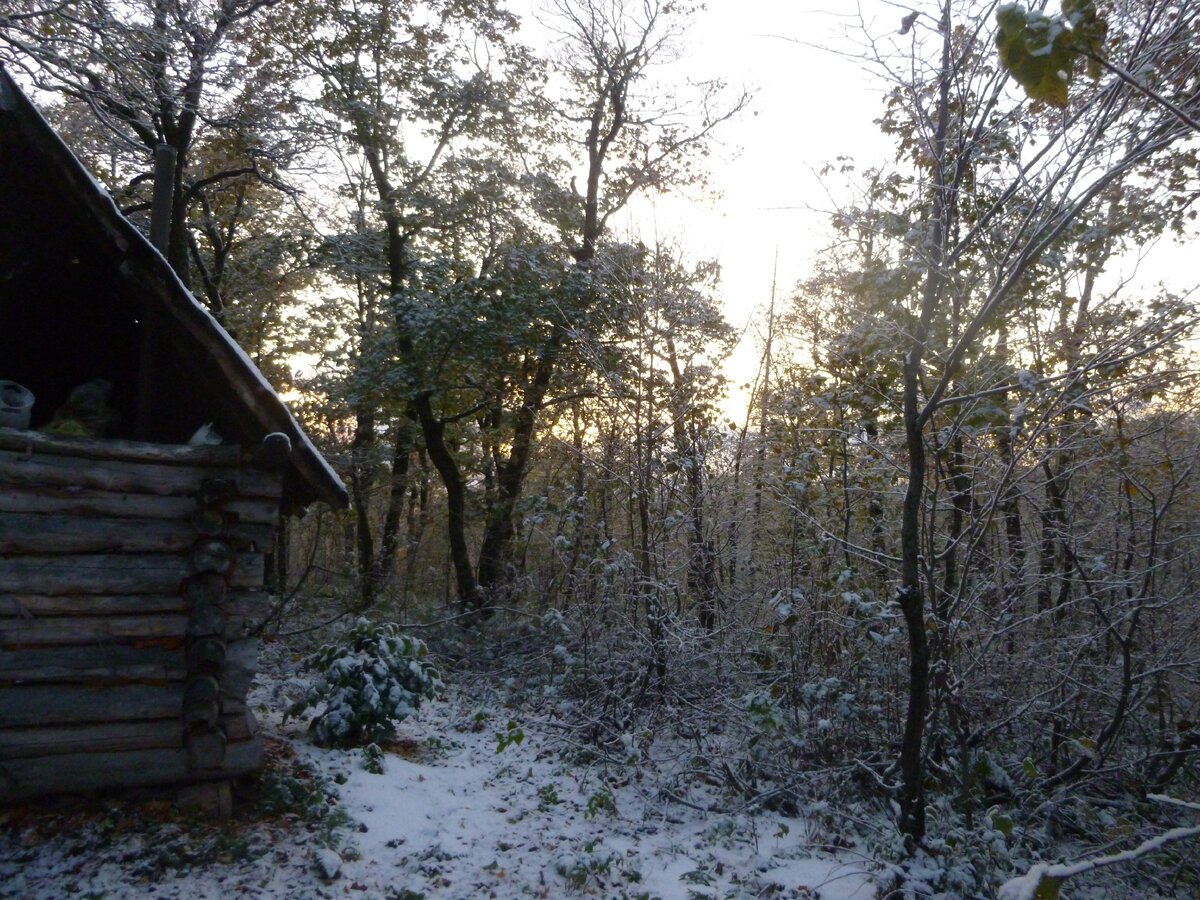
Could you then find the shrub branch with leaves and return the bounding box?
[287,619,443,748]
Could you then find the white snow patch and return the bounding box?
[1,665,875,900]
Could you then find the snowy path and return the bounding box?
[297,695,874,899]
[1,685,874,899]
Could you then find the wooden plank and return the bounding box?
[0,594,184,617]
[0,613,254,647]
[0,683,184,727]
[0,430,242,467]
[0,555,189,595]
[0,509,194,554]
[0,645,185,683]
[0,552,265,594]
[0,737,264,802]
[0,485,280,525]
[0,614,189,648]
[0,512,274,555]
[0,450,283,499]
[228,551,267,587]
[0,591,271,619]
[0,721,182,759]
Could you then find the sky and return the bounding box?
[521,0,1198,415]
[537,0,907,408]
[643,1,900,398]
[641,2,896,301]
[518,0,908,410]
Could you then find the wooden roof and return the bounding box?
[0,68,347,511]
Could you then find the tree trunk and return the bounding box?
[349,409,377,608]
[898,357,931,846]
[412,394,479,609]
[476,351,556,599]
[403,451,431,587]
[362,427,413,605]
[895,0,954,847]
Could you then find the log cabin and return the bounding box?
[0,67,348,811]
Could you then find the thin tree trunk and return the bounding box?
[898,361,933,846]
[476,351,557,599]
[412,393,479,608]
[748,281,777,596]
[666,335,717,631]
[362,426,413,604]
[350,408,377,608]
[897,0,953,847]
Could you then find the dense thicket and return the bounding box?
[4,0,1199,893]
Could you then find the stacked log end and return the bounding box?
[182,480,238,775]
[0,430,280,805]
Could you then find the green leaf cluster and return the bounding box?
[996,1,1107,107]
[495,719,525,753]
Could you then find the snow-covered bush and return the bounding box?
[287,619,442,748]
[361,742,386,774]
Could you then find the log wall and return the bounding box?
[0,430,279,802]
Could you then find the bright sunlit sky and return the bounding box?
[629,1,898,296]
[519,0,908,410]
[643,1,901,402]
[517,0,1196,417]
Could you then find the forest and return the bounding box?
[2,0,1200,897]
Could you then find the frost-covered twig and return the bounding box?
[661,787,728,814]
[998,823,1200,900]
[1148,793,1200,813]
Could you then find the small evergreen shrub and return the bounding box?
[361,742,386,774]
[287,619,442,748]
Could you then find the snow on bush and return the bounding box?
[287,619,442,747]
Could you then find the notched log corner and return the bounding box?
[181,675,221,730]
[185,724,228,771]
[190,539,234,576]
[251,433,292,471]
[186,636,227,671]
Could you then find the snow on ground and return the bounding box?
[289,696,874,899]
[0,654,874,900]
